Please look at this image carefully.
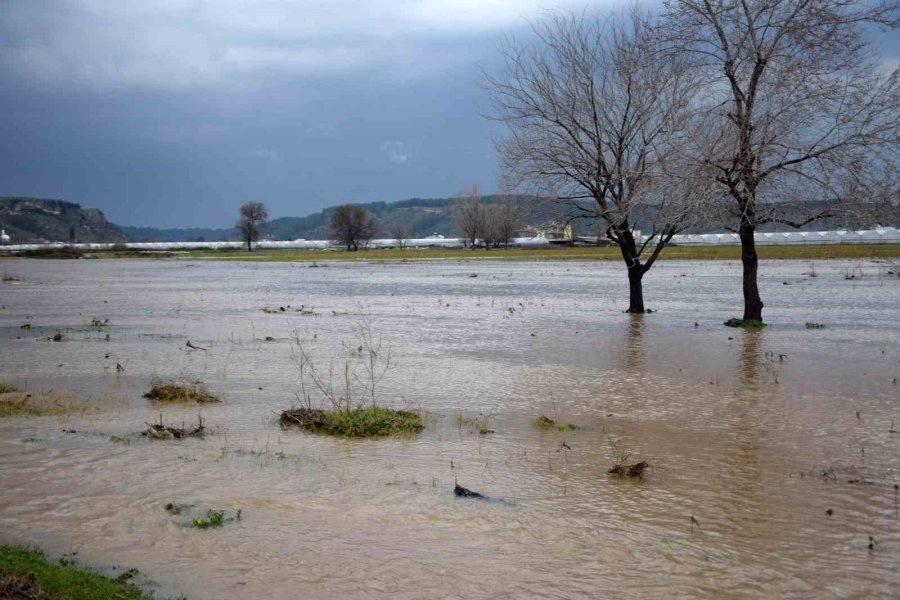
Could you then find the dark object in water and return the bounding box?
[609,461,650,479]
[454,483,488,500]
[186,340,208,351]
[145,415,205,439]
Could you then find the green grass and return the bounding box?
[534,415,576,431]
[0,546,150,599]
[280,406,423,437]
[167,243,900,263]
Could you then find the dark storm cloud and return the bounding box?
[0,0,608,227]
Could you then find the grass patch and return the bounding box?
[0,388,92,418]
[0,546,149,599]
[280,406,423,437]
[534,415,576,431]
[724,318,767,329]
[143,380,219,403]
[168,243,900,263]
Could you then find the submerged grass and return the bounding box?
[534,415,576,431]
[454,412,493,435]
[174,243,900,263]
[143,380,219,403]
[280,406,423,437]
[0,386,93,418]
[0,546,149,600]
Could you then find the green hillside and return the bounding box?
[0,197,126,243]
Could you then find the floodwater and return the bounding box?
[0,257,898,599]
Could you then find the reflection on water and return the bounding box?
[0,258,898,599]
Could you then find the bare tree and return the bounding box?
[491,198,520,247]
[487,9,706,312]
[663,0,900,323]
[452,185,484,248]
[237,201,268,252]
[390,222,411,250]
[328,204,379,251]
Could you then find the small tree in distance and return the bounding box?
[237,201,268,252]
[452,185,483,248]
[329,204,379,251]
[390,222,411,250]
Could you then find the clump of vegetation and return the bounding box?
[144,415,205,439]
[724,318,767,329]
[280,406,422,437]
[1,271,19,282]
[608,444,651,479]
[0,546,150,599]
[805,322,826,329]
[454,412,494,435]
[534,415,576,431]
[143,380,219,403]
[50,332,65,342]
[282,317,422,437]
[0,387,91,418]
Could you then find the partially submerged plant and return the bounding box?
[281,315,418,437]
[805,322,826,329]
[534,415,576,431]
[454,412,494,435]
[144,380,219,403]
[144,415,205,439]
[191,508,241,529]
[607,443,651,479]
[280,406,422,437]
[0,388,92,418]
[724,318,766,329]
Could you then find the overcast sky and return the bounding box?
[2,1,897,228]
[0,0,617,227]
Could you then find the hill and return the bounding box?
[121,195,549,242]
[0,197,126,244]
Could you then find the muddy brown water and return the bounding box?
[0,258,898,599]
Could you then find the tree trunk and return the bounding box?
[627,265,645,314]
[246,234,252,252]
[739,222,763,322]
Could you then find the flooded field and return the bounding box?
[1,257,898,599]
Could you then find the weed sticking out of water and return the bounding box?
[144,415,206,439]
[805,322,826,329]
[724,318,767,329]
[534,415,576,431]
[280,406,423,437]
[170,507,242,529]
[143,380,219,403]
[454,412,494,435]
[608,444,651,480]
[0,546,150,599]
